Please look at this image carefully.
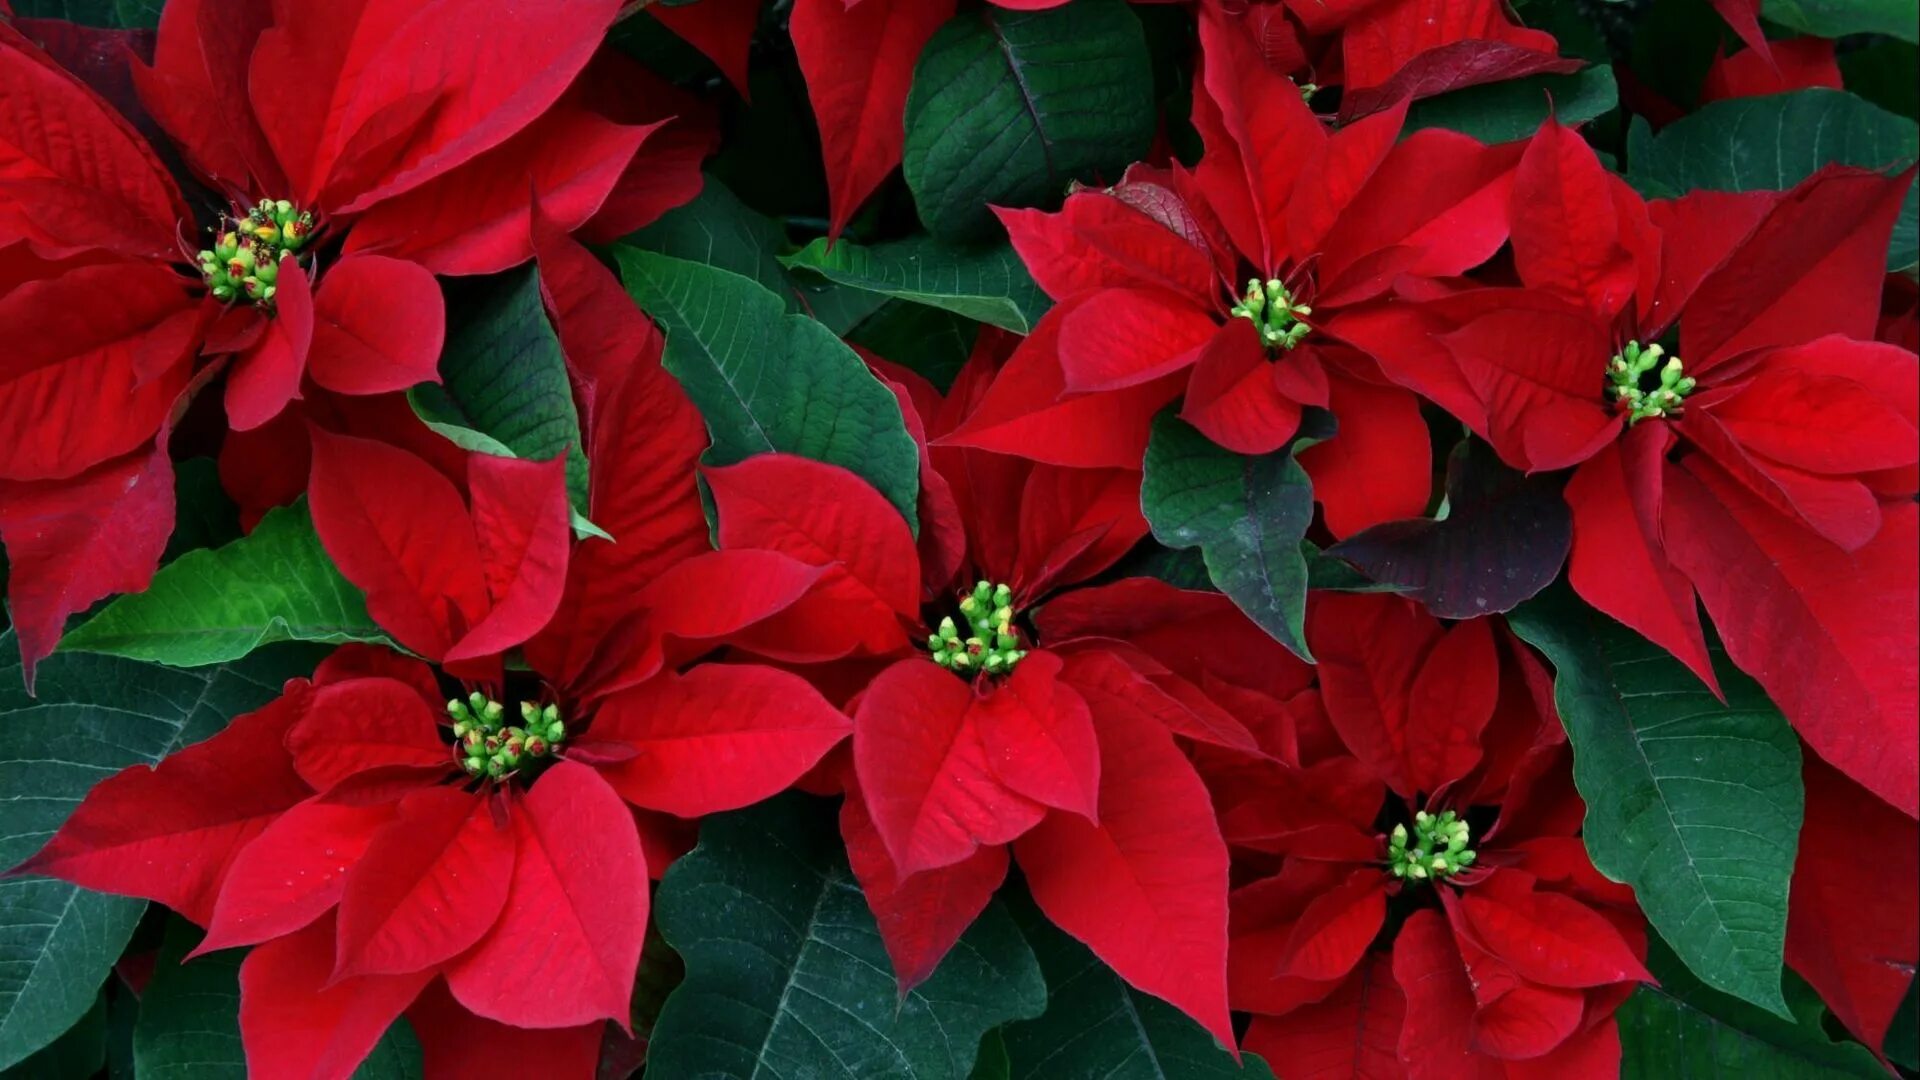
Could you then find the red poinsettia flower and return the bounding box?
[10,230,853,1080]
[1211,592,1648,1078]
[951,9,1523,537]
[1349,117,1920,818]
[0,5,708,682]
[686,337,1285,1048]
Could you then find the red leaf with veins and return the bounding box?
[226,254,313,431]
[331,786,514,979]
[305,254,445,396]
[284,677,450,792]
[590,664,852,818]
[1278,870,1388,981]
[196,796,397,956]
[650,0,761,98]
[970,651,1101,822]
[792,0,956,239]
[1243,953,1405,1080]
[445,762,649,1029]
[446,452,572,662]
[239,914,435,1080]
[854,659,1048,875]
[1509,117,1642,320]
[13,687,313,926]
[1016,695,1233,1051]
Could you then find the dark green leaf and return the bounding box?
[1405,65,1617,144]
[903,0,1155,242]
[0,634,308,1070]
[1626,90,1919,272]
[7,0,161,28]
[420,266,590,520]
[1326,439,1571,619]
[162,459,241,566]
[1000,899,1273,1079]
[1617,938,1886,1078]
[1509,587,1801,1017]
[1839,40,1919,121]
[0,992,104,1080]
[60,503,388,668]
[647,794,1046,1079]
[783,236,1051,334]
[1762,0,1919,42]
[1141,410,1332,662]
[614,247,922,529]
[848,302,980,393]
[1886,977,1918,1068]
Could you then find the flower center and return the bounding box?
[198,199,316,309]
[448,693,566,782]
[1388,810,1476,883]
[1607,341,1695,423]
[928,580,1027,675]
[1229,277,1312,351]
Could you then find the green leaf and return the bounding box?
[0,633,310,1070]
[903,0,1155,242]
[1762,0,1919,42]
[1141,410,1333,662]
[1626,89,1920,272]
[647,794,1046,1079]
[614,247,922,530]
[7,0,161,28]
[1617,938,1887,1078]
[1886,977,1919,1068]
[1508,588,1801,1018]
[135,922,421,1080]
[0,991,104,1080]
[60,502,388,668]
[848,301,980,393]
[162,459,241,566]
[1405,64,1618,144]
[421,266,590,521]
[783,236,1051,334]
[1000,899,1273,1079]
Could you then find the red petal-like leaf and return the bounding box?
[306,255,445,397]
[650,0,761,97]
[225,255,315,431]
[1403,616,1499,796]
[197,796,398,955]
[995,183,1219,304]
[1298,375,1433,539]
[1510,116,1642,319]
[284,677,450,792]
[408,981,604,1080]
[1058,286,1218,393]
[14,687,313,925]
[591,664,852,818]
[240,914,435,1080]
[1455,883,1649,989]
[970,651,1100,822]
[1242,953,1405,1080]
[841,790,1008,993]
[1015,695,1234,1051]
[446,452,572,662]
[445,762,648,1028]
[1278,870,1388,981]
[1391,910,1501,1080]
[332,786,514,979]
[854,658,1047,875]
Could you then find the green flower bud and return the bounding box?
[545,720,565,743]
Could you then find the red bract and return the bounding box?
[970,9,1524,537]
[1216,592,1647,1078]
[13,232,852,1080]
[0,5,708,681]
[1356,117,1920,817]
[691,339,1272,1048]
[1700,38,1841,103]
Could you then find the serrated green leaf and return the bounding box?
[614,246,921,530]
[1626,89,1919,271]
[1509,588,1801,1018]
[783,236,1051,334]
[1000,898,1273,1079]
[903,0,1155,242]
[1617,938,1886,1078]
[134,922,420,1080]
[1405,64,1618,144]
[0,633,310,1070]
[425,267,591,519]
[647,794,1046,1079]
[1141,410,1332,662]
[59,502,388,667]
[1762,0,1918,43]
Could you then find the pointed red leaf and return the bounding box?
[1057,286,1218,393]
[1703,37,1839,102]
[1403,616,1499,796]
[332,786,514,979]
[284,677,450,792]
[1457,884,1650,989]
[1278,871,1388,981]
[1243,953,1405,1080]
[1440,304,1621,473]
[841,790,1008,993]
[792,0,956,238]
[1391,910,1501,1080]
[408,982,604,1080]
[130,0,280,193]
[1298,375,1433,539]
[1663,461,1918,817]
[305,255,445,397]
[197,796,398,956]
[1180,317,1304,456]
[650,0,761,98]
[14,687,313,925]
[1510,116,1642,319]
[970,652,1100,822]
[446,452,572,662]
[1706,341,1919,476]
[854,659,1047,875]
[1705,0,1773,69]
[995,184,1219,304]
[240,915,435,1080]
[445,762,648,1028]
[591,664,852,818]
[307,429,491,660]
[226,255,314,431]
[1286,99,1408,262]
[1310,592,1439,798]
[1015,696,1234,1051]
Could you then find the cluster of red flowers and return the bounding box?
[2,1,1915,1078]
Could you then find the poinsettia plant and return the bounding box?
[1,0,1916,1078]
